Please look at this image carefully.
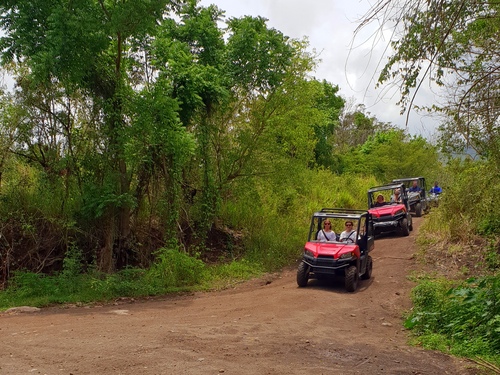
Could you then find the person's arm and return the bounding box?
[340,231,354,242]
[340,231,354,243]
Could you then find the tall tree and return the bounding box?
[0,0,174,271]
[0,91,18,189]
[311,80,344,171]
[151,1,228,245]
[150,9,301,247]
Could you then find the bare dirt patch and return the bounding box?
[0,218,486,375]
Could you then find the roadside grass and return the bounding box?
[0,169,377,310]
[0,250,264,310]
[404,275,500,369]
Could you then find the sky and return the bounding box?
[198,0,441,139]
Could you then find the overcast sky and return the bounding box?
[198,0,441,139]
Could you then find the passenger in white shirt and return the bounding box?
[317,220,336,241]
[339,221,357,244]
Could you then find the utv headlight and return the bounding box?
[304,250,314,257]
[339,252,353,259]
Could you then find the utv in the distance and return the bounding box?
[368,183,413,237]
[297,208,374,292]
[392,177,429,217]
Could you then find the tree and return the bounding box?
[144,1,228,247]
[357,1,500,163]
[311,80,344,171]
[151,9,306,247]
[345,129,440,182]
[336,102,378,151]
[0,91,18,189]
[0,0,175,271]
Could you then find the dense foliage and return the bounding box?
[1,0,499,367]
[415,160,500,364]
[405,276,500,361]
[0,0,428,287]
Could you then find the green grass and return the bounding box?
[404,275,500,367]
[0,250,265,310]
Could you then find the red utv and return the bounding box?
[297,208,374,292]
[368,183,413,237]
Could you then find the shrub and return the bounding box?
[146,248,205,288]
[405,275,500,358]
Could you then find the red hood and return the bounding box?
[305,241,359,259]
[368,203,406,218]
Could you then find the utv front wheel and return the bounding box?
[345,265,359,292]
[400,218,410,236]
[297,262,310,287]
[361,255,373,280]
[415,203,422,217]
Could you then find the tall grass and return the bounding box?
[0,246,263,309]
[417,159,500,274]
[0,154,382,309]
[220,167,378,270]
[434,160,500,241]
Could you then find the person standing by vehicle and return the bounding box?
[317,220,336,241]
[340,221,357,243]
[429,181,442,194]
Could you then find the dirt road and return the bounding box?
[0,218,482,375]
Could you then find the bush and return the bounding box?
[405,277,455,333]
[146,248,205,288]
[405,275,500,359]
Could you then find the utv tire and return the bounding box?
[400,218,410,236]
[361,255,373,280]
[297,262,310,287]
[345,265,359,292]
[415,203,422,217]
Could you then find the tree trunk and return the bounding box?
[99,210,116,273]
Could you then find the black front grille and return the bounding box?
[304,254,349,269]
[378,214,393,218]
[306,255,334,267]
